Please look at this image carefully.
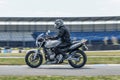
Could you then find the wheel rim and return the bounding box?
[70,52,84,66]
[28,53,41,66]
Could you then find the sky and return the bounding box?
[0,0,120,17]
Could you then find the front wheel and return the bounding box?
[68,50,87,68]
[25,51,43,68]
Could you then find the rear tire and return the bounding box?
[68,50,87,68]
[25,51,43,68]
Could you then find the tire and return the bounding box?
[25,51,43,68]
[68,50,87,68]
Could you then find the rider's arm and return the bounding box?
[52,28,65,40]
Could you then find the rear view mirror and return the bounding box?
[46,30,51,35]
[48,30,51,33]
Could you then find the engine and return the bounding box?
[46,49,55,60]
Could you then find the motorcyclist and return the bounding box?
[51,19,71,59]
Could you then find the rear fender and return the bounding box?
[69,49,85,58]
[69,48,79,55]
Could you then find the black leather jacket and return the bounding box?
[53,26,71,44]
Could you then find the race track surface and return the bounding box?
[0,64,120,76]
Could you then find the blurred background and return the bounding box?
[0,17,120,52]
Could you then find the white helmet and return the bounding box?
[54,19,64,29]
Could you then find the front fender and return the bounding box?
[26,49,37,54]
[26,49,42,54]
[26,49,42,59]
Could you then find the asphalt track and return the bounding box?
[0,64,120,76]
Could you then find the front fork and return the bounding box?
[33,48,41,60]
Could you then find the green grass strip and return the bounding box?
[0,57,120,65]
[0,76,120,80]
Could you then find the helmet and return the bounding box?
[54,19,64,29]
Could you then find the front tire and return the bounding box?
[25,51,43,68]
[68,50,87,68]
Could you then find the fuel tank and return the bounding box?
[45,40,61,48]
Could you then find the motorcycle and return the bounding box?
[25,30,88,68]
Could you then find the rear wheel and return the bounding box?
[68,50,87,68]
[25,51,43,68]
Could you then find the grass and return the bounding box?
[87,57,120,64]
[0,76,120,80]
[0,57,120,65]
[0,58,25,65]
[86,51,120,56]
[0,53,26,57]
